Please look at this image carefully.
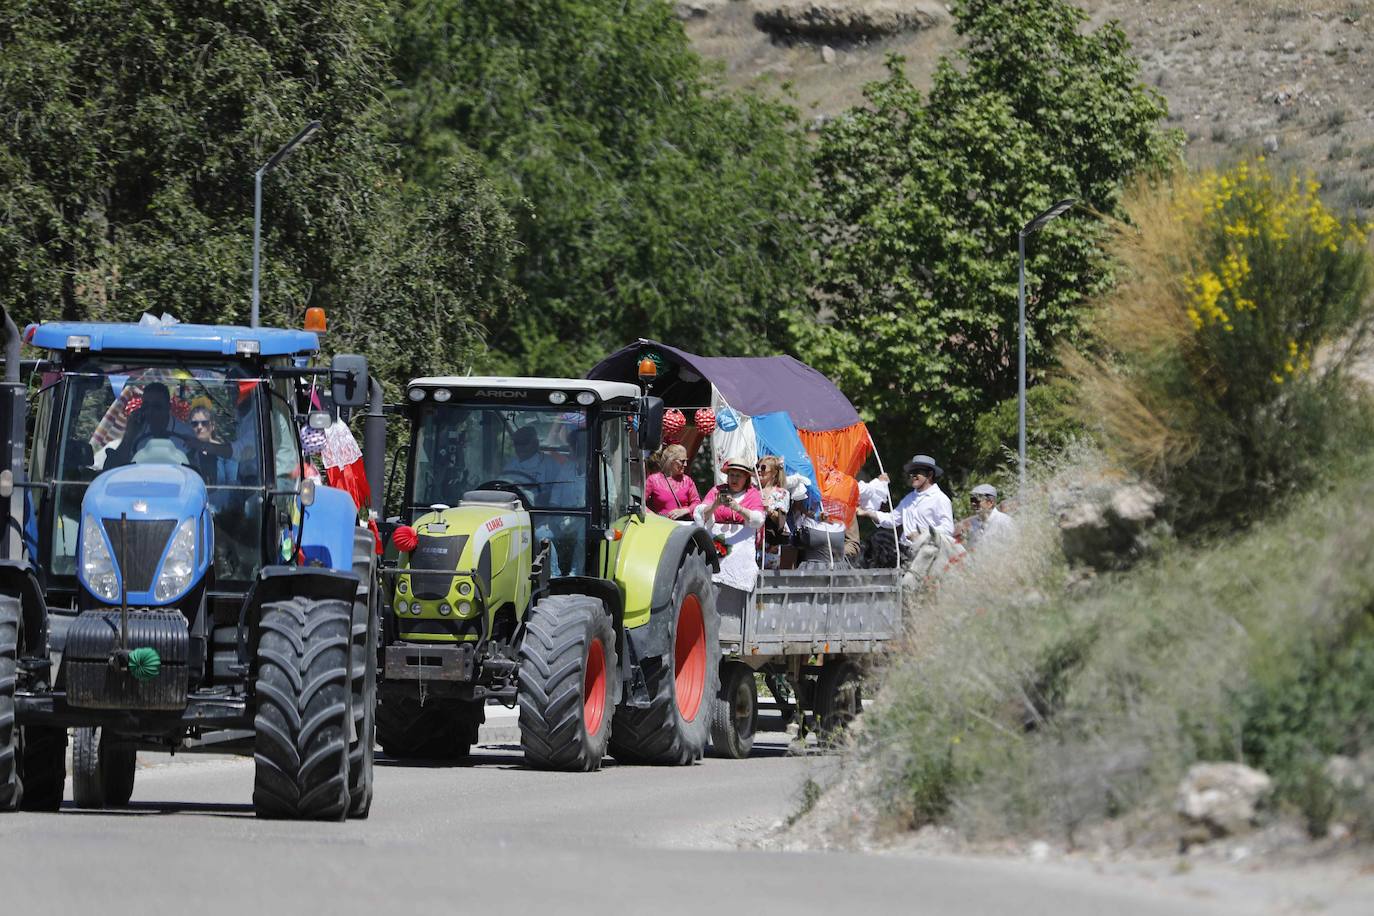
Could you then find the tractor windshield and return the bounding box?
[411,403,590,575]
[39,359,278,591]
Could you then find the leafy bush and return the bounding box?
[969,377,1090,476]
[1072,159,1374,531]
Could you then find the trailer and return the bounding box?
[588,340,906,757]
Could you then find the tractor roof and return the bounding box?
[25,321,319,358]
[409,376,640,403]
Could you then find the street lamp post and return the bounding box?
[251,120,322,329]
[1017,197,1076,492]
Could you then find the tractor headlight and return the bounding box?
[457,580,473,598]
[397,578,408,595]
[154,518,198,602]
[457,601,473,617]
[80,515,119,602]
[412,603,424,615]
[395,600,409,615]
[438,603,452,616]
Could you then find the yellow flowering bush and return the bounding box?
[1072,159,1374,530]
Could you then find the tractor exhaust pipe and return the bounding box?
[2,306,18,384]
[364,376,385,521]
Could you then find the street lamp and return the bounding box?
[251,120,322,328]
[1017,197,1076,492]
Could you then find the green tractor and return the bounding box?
[378,376,720,769]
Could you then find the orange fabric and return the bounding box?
[815,464,860,527]
[799,422,872,479]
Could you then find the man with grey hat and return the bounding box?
[864,453,954,539]
[967,483,1014,547]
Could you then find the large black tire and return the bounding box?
[1,595,66,812]
[348,541,378,819]
[609,552,720,765]
[0,595,19,810]
[815,660,863,745]
[252,596,352,821]
[72,727,137,808]
[376,691,483,760]
[17,727,67,811]
[709,660,757,759]
[518,594,616,772]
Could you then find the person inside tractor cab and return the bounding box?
[104,382,191,469]
[501,424,564,508]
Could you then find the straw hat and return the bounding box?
[721,455,755,478]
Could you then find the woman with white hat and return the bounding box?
[694,456,765,634]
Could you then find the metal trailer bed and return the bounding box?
[707,565,903,756]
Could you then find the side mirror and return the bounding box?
[638,396,664,452]
[331,353,369,408]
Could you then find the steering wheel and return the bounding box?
[475,473,538,509]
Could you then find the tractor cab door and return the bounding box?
[595,412,635,580]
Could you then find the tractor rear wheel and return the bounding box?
[518,594,616,771]
[376,692,483,760]
[72,727,136,808]
[0,595,20,810]
[253,596,352,820]
[709,660,757,759]
[348,541,378,819]
[609,552,719,765]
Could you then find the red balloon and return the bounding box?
[694,408,715,436]
[392,525,418,553]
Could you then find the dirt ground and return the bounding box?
[685,0,1374,218]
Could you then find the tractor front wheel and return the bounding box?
[253,596,352,820]
[377,692,483,760]
[72,727,136,808]
[518,594,616,771]
[609,552,719,765]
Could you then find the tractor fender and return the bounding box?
[615,518,714,647]
[0,559,47,655]
[300,484,362,573]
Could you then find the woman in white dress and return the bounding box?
[694,456,765,638]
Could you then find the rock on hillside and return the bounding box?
[753,1,945,40]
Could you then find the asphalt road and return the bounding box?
[0,708,1352,915]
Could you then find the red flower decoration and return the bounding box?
[392,525,418,553]
[712,537,729,558]
[123,395,143,417]
[171,398,192,421]
[662,408,686,444]
[693,408,715,436]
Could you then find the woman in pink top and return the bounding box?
[645,443,701,520]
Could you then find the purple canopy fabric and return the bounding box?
[587,340,861,432]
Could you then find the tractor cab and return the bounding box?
[399,377,656,580]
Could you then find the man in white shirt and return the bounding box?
[862,454,954,539]
[967,483,1015,546]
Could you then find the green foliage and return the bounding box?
[384,0,817,377]
[800,0,1178,470]
[969,377,1089,475]
[0,0,515,392]
[854,443,1374,841]
[1074,160,1374,532]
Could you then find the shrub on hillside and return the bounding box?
[1072,160,1374,531]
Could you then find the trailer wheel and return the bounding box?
[72,727,136,808]
[709,660,757,759]
[518,594,616,771]
[815,660,863,744]
[609,551,720,765]
[0,595,20,810]
[347,544,378,819]
[376,692,483,760]
[253,596,352,821]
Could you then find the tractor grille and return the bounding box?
[102,518,177,594]
[410,534,467,600]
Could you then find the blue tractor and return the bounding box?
[0,308,381,819]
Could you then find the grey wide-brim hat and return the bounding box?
[971,483,998,500]
[903,454,943,479]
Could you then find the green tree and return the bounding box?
[0,0,515,390]
[800,0,1178,469]
[384,0,816,376]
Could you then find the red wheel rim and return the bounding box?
[674,594,706,721]
[583,638,607,735]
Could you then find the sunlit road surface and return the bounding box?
[0,705,1346,915]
